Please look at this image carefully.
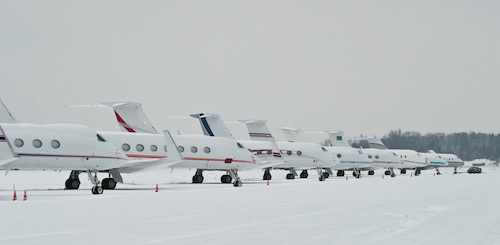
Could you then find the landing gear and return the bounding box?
[286,173,295,180]
[353,169,361,179]
[299,170,309,178]
[88,171,103,195]
[102,178,117,189]
[65,170,81,189]
[263,169,272,180]
[385,168,396,177]
[221,174,232,183]
[323,172,330,178]
[336,170,345,177]
[436,168,442,175]
[453,167,458,174]
[91,186,103,195]
[227,169,242,187]
[192,169,204,183]
[316,169,327,182]
[400,169,407,175]
[233,180,242,187]
[415,168,421,176]
[368,170,375,175]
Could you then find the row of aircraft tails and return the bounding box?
[0,99,464,195]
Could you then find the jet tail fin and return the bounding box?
[101,101,158,134]
[280,126,311,142]
[189,113,233,138]
[0,99,17,123]
[327,130,351,147]
[238,120,275,142]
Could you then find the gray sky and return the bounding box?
[1,1,499,142]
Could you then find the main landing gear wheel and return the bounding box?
[233,180,242,187]
[323,172,330,178]
[368,170,375,175]
[300,170,309,178]
[336,170,345,177]
[221,175,232,183]
[91,186,103,195]
[102,178,117,189]
[319,175,326,181]
[65,179,80,189]
[286,173,295,180]
[192,169,204,183]
[400,169,407,174]
[263,169,272,180]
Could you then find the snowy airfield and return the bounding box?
[1,167,500,245]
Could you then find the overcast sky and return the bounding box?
[1,1,499,142]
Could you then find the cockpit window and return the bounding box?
[321,147,327,152]
[96,134,106,142]
[237,142,245,149]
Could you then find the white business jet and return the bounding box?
[0,122,182,194]
[350,137,429,175]
[280,127,373,178]
[326,131,404,177]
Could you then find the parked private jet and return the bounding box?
[326,131,404,177]
[280,127,373,178]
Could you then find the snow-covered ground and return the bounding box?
[1,167,499,245]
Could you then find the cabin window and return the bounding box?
[191,146,198,153]
[51,140,60,149]
[287,150,292,156]
[368,155,372,159]
[122,143,131,151]
[297,151,302,156]
[163,146,168,152]
[96,134,106,142]
[256,150,262,154]
[375,155,379,159]
[178,146,185,153]
[267,150,272,155]
[14,138,24,147]
[204,147,211,153]
[150,145,158,152]
[136,144,144,152]
[337,154,342,158]
[33,139,42,148]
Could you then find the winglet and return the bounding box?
[163,130,182,161]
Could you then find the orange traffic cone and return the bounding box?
[155,184,159,192]
[382,174,384,179]
[23,190,27,201]
[346,175,348,180]
[266,179,269,186]
[13,190,17,201]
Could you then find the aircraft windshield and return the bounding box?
[96,134,107,142]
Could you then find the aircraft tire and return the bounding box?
[319,175,325,181]
[65,179,80,189]
[233,181,242,187]
[91,186,103,195]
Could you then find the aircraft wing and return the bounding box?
[0,158,18,167]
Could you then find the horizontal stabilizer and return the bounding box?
[280,126,310,143]
[239,119,275,142]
